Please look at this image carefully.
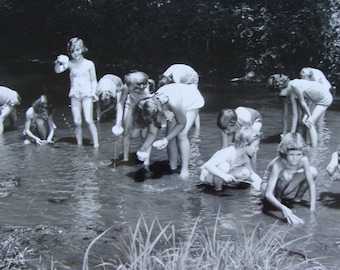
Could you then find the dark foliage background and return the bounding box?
[0,0,339,85]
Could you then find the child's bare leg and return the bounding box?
[0,119,5,134]
[308,105,328,146]
[9,108,17,129]
[177,110,198,179]
[71,98,83,145]
[36,118,47,139]
[83,98,99,148]
[0,106,12,134]
[122,109,134,161]
[230,166,252,181]
[140,128,152,167]
[280,167,317,200]
[194,113,200,129]
[294,166,318,201]
[166,121,179,171]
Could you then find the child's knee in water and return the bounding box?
[310,166,318,179]
[233,167,252,180]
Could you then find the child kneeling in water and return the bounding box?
[200,126,262,191]
[263,132,317,224]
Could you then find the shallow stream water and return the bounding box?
[1,67,340,268]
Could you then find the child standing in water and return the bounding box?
[158,63,201,129]
[113,71,155,166]
[263,132,317,224]
[54,37,99,148]
[200,126,262,191]
[0,86,21,134]
[135,83,204,179]
[23,95,55,145]
[268,74,333,146]
[326,144,340,181]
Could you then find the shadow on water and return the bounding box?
[319,192,340,209]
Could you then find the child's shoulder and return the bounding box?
[25,107,35,117]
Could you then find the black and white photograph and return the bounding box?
[0,0,340,269]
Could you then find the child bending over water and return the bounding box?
[23,95,55,145]
[158,63,201,129]
[263,132,317,224]
[200,126,262,191]
[0,86,21,134]
[54,37,99,148]
[113,71,155,166]
[217,107,262,149]
[268,74,333,146]
[300,67,332,91]
[326,145,340,181]
[95,74,124,122]
[135,83,205,179]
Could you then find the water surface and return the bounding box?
[1,80,340,268]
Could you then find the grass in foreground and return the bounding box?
[83,213,329,270]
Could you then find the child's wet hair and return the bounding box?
[233,126,262,147]
[278,132,309,158]
[217,109,237,130]
[67,37,88,55]
[135,97,165,128]
[267,74,290,90]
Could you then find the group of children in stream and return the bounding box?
[1,37,339,225]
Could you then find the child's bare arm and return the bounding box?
[115,85,128,127]
[265,163,290,212]
[290,94,299,133]
[302,157,316,211]
[204,150,235,182]
[46,116,55,142]
[89,61,98,100]
[165,102,186,142]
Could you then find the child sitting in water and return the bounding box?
[326,145,340,181]
[23,95,56,145]
[263,132,317,224]
[200,126,262,191]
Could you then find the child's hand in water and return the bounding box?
[36,139,48,146]
[153,138,168,149]
[282,208,304,224]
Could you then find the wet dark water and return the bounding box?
[1,71,340,268]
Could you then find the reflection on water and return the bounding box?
[0,83,340,267]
